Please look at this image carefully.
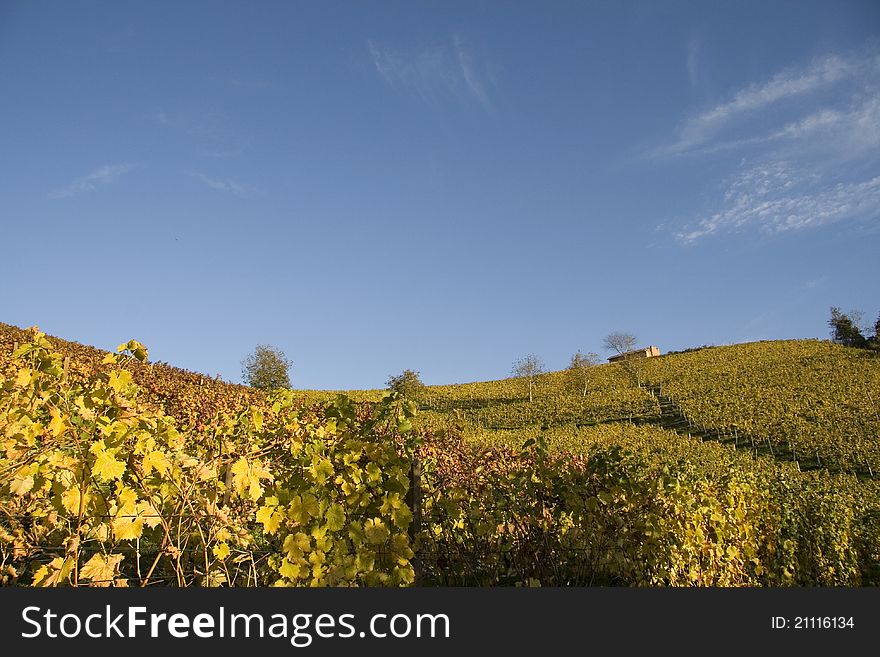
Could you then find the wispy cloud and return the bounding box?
[652,51,877,157]
[49,163,135,198]
[189,172,262,198]
[677,93,880,158]
[367,36,494,111]
[686,37,701,88]
[209,75,282,91]
[677,162,880,244]
[152,109,249,158]
[799,275,829,290]
[655,42,880,245]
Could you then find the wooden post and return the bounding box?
[408,458,423,585]
[62,356,70,384]
[222,461,234,507]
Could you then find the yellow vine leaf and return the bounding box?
[142,450,171,477]
[288,494,319,524]
[309,455,334,485]
[213,542,230,560]
[9,473,34,497]
[364,518,391,545]
[230,457,271,500]
[230,457,251,495]
[80,553,124,586]
[93,449,126,481]
[112,515,145,541]
[108,370,133,393]
[61,487,92,514]
[324,503,346,532]
[115,486,138,513]
[380,492,403,515]
[48,409,68,438]
[282,532,311,557]
[137,501,162,529]
[279,558,302,580]
[89,440,125,480]
[15,369,32,388]
[256,505,282,535]
[32,557,74,587]
[117,340,148,362]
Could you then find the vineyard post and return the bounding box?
[222,460,234,507]
[408,457,423,585]
[62,356,70,384]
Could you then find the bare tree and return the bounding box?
[603,332,638,357]
[569,351,600,397]
[511,354,546,403]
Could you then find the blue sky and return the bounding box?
[2,1,879,388]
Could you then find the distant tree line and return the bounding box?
[239,331,642,401]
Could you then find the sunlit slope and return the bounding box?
[302,340,880,476]
[0,322,265,429]
[3,323,879,584]
[419,366,658,431]
[6,321,878,476]
[634,340,880,474]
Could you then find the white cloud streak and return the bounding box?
[152,109,248,158]
[49,164,135,198]
[367,37,494,111]
[657,44,880,245]
[660,92,880,159]
[654,51,877,157]
[190,172,262,198]
[677,163,880,244]
[686,37,701,88]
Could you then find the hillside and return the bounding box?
[5,320,878,479]
[302,339,880,477]
[2,322,879,586]
[0,322,266,430]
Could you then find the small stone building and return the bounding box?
[607,345,661,363]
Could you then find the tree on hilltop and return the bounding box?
[387,369,425,400]
[829,307,880,351]
[829,307,868,348]
[241,344,293,390]
[602,332,638,357]
[512,354,546,403]
[569,351,600,397]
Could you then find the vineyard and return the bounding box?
[2,322,879,586]
[632,340,880,476]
